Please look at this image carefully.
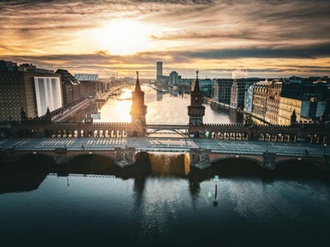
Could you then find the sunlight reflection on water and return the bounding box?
[96,86,241,125]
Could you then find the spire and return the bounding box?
[134,71,141,92]
[320,110,329,125]
[20,106,27,122]
[45,107,52,123]
[193,70,200,92]
[290,109,297,125]
[20,106,25,115]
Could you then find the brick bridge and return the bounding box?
[1,145,329,171]
[190,148,329,171]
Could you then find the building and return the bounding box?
[278,97,302,125]
[188,71,205,129]
[75,73,99,98]
[0,60,62,121]
[130,71,147,127]
[56,69,82,107]
[199,78,214,98]
[34,76,63,117]
[300,98,327,122]
[244,83,254,113]
[230,79,247,109]
[265,80,282,125]
[169,71,179,85]
[252,80,269,120]
[213,79,233,105]
[156,61,163,82]
[74,73,98,81]
[0,60,18,72]
[279,78,330,124]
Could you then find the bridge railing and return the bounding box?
[211,149,324,157]
[146,122,188,126]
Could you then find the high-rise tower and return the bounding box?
[156,61,163,82]
[188,71,205,126]
[130,71,147,125]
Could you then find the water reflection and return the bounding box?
[135,177,185,244]
[96,86,243,124]
[2,157,330,247]
[2,154,330,196]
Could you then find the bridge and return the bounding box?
[1,72,329,172]
[146,123,188,137]
[1,137,329,171]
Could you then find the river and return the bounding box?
[1,87,330,247]
[96,85,243,124]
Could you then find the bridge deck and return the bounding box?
[0,137,328,157]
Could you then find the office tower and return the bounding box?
[156,61,163,82]
[169,71,178,85]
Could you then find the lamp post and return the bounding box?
[324,143,327,156]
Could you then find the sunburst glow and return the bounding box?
[93,19,156,55]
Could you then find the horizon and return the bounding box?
[1,0,330,79]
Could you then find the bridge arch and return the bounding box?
[210,155,264,168]
[14,153,56,165]
[64,153,116,165]
[275,158,323,169]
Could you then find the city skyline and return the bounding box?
[1,0,330,79]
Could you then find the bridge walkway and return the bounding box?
[0,137,328,157]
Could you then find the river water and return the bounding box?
[1,87,330,247]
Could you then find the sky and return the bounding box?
[1,0,330,79]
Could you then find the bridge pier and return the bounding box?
[322,154,330,171]
[114,147,136,168]
[54,147,68,165]
[262,151,277,170]
[190,148,211,170]
[0,148,16,163]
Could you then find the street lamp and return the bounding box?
[324,143,327,156]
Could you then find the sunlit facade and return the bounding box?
[34,77,63,117]
[278,97,301,125]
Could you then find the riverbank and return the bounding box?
[204,97,274,125]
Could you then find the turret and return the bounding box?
[188,71,205,126]
[20,107,27,122]
[130,71,147,125]
[290,109,297,126]
[44,107,52,123]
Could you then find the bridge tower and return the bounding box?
[130,71,147,136]
[188,71,205,137]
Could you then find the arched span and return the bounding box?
[275,159,323,169]
[210,156,264,168]
[14,153,56,165]
[64,153,116,165]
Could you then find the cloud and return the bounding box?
[1,0,330,78]
[231,70,249,79]
[131,0,213,3]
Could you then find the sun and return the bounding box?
[94,19,155,55]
